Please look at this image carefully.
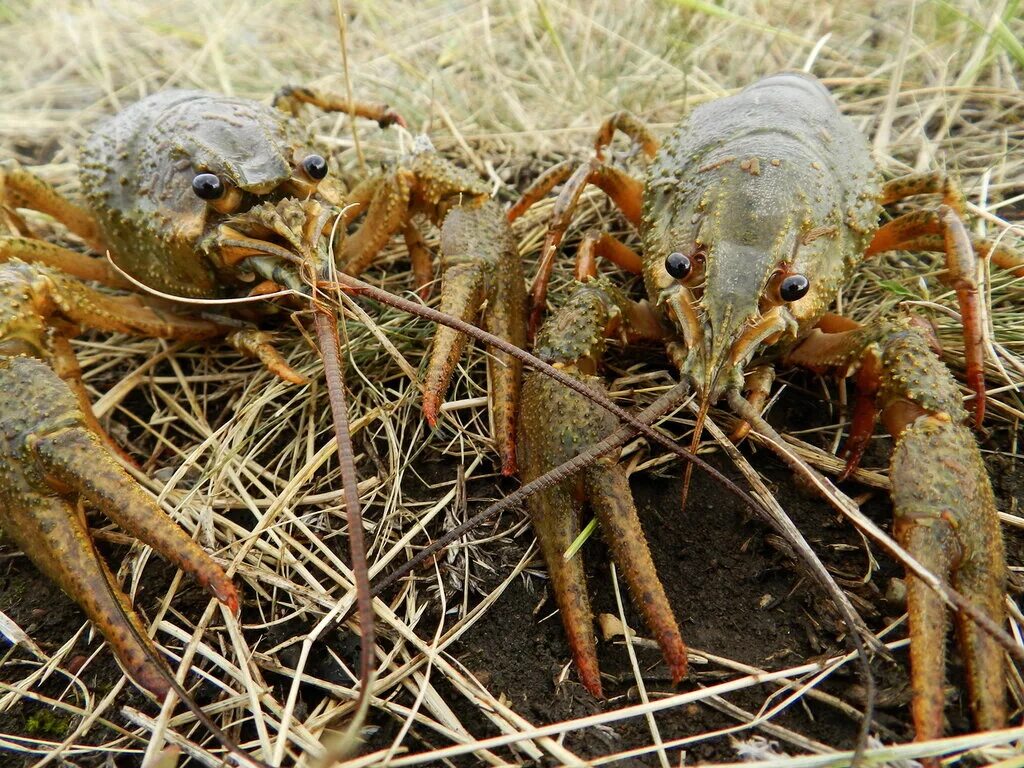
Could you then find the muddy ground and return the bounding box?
[1,366,1020,766]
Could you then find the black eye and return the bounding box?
[302,154,328,180]
[665,251,692,280]
[192,173,224,200]
[779,274,810,301]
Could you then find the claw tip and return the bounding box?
[423,393,440,427]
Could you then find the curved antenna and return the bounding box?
[310,285,377,746]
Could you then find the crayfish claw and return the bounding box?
[0,355,238,696]
[891,415,1006,749]
[424,202,526,475]
[519,368,686,694]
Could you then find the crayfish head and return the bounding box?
[648,176,811,404]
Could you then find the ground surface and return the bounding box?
[0,1,1022,766]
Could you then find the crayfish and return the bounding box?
[505,72,1023,749]
[0,83,527,756]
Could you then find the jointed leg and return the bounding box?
[1,236,127,287]
[869,173,1024,424]
[729,365,775,443]
[575,230,643,281]
[510,111,656,333]
[339,151,490,279]
[786,317,1006,743]
[273,85,406,128]
[339,168,414,276]
[1,165,105,251]
[517,159,646,335]
[593,111,660,161]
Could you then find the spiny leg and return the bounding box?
[338,169,415,275]
[42,261,304,381]
[0,166,129,287]
[1,164,105,251]
[1,236,126,287]
[868,173,1024,424]
[339,151,489,277]
[786,317,1006,744]
[507,160,575,223]
[273,85,406,128]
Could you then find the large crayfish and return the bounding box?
[511,72,1022,746]
[0,86,524,707]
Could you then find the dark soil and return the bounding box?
[0,374,1021,766]
[376,379,1024,766]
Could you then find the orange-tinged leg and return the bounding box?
[787,318,1006,746]
[874,231,1024,278]
[507,160,575,223]
[868,208,988,423]
[729,365,775,443]
[837,352,879,481]
[339,149,490,278]
[510,111,652,334]
[0,165,105,251]
[273,85,406,128]
[593,111,660,162]
[588,165,646,228]
[228,329,309,385]
[424,202,525,475]
[869,173,1024,424]
[339,168,415,276]
[520,159,646,336]
[575,230,644,281]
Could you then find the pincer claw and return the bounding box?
[518,368,686,696]
[890,415,1006,750]
[0,355,238,698]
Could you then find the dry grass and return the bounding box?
[1,0,1023,765]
